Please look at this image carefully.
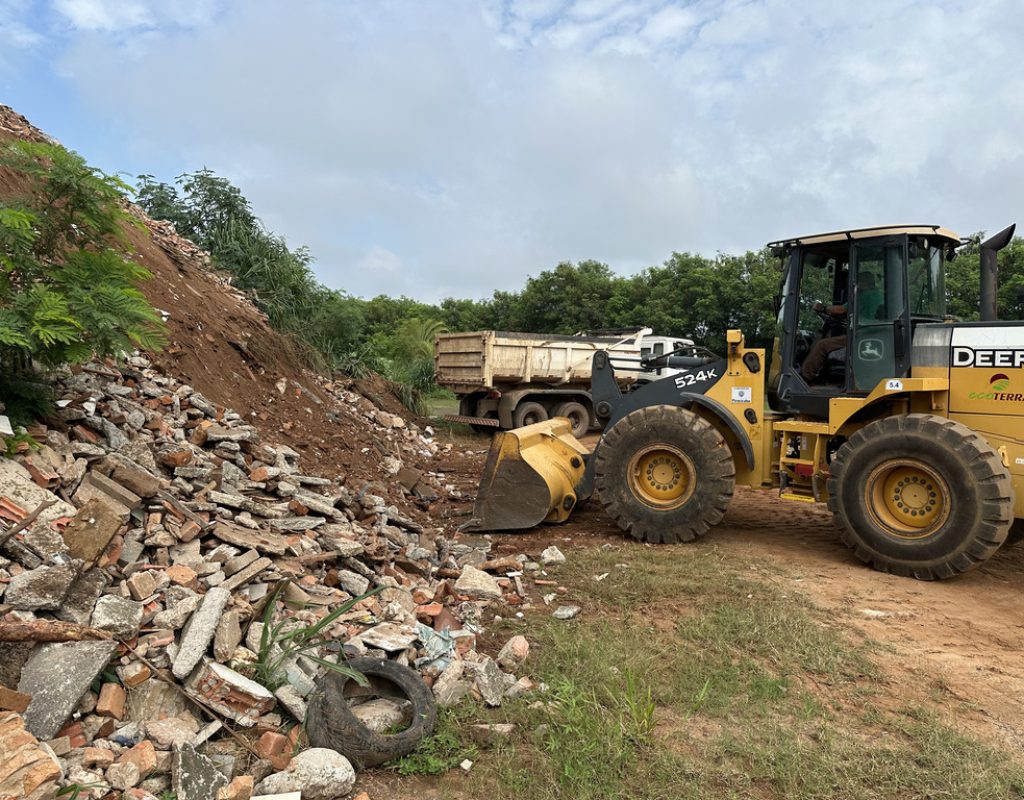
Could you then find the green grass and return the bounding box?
[403,543,1024,800]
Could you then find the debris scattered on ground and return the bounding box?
[0,103,578,795]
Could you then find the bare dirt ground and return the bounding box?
[719,487,1024,750]
[443,436,1024,754]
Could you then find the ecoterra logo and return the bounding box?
[967,372,1024,401]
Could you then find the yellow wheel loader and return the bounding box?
[467,223,1022,580]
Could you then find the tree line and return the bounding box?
[4,146,1021,426]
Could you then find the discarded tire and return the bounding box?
[305,657,437,768]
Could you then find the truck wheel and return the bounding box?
[513,401,548,428]
[593,405,734,543]
[552,401,590,438]
[827,414,1013,579]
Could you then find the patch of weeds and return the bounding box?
[252,580,383,690]
[392,707,477,776]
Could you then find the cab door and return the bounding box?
[849,238,912,391]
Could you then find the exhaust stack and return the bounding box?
[979,223,1016,321]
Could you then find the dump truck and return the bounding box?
[468,223,1023,580]
[435,329,695,436]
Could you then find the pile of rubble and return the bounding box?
[0,353,550,800]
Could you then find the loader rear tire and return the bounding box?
[594,405,735,543]
[827,414,1013,580]
[553,401,590,438]
[513,401,548,428]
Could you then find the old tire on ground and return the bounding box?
[552,401,590,438]
[827,414,1013,580]
[512,401,548,428]
[593,405,735,543]
[305,657,437,768]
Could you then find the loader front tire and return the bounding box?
[827,414,1013,580]
[594,405,735,543]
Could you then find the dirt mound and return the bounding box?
[0,105,435,515]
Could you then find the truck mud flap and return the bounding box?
[464,418,589,532]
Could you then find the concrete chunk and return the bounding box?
[172,742,229,800]
[91,594,144,638]
[5,563,77,611]
[61,498,122,565]
[172,587,231,679]
[17,640,118,739]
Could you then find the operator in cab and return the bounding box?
[801,272,883,383]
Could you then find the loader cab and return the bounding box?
[767,225,956,418]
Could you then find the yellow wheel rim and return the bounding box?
[865,459,950,539]
[627,444,695,510]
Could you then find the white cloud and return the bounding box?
[32,0,1024,302]
[51,0,220,32]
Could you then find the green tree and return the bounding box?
[1,142,166,421]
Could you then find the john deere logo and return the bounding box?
[859,339,883,361]
[991,373,1010,391]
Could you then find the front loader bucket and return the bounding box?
[466,418,590,532]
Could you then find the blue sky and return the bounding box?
[2,0,1022,302]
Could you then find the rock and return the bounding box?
[469,722,516,745]
[213,608,244,662]
[73,471,140,522]
[98,453,162,497]
[496,635,530,672]
[552,605,581,620]
[153,588,201,630]
[454,564,502,600]
[351,697,406,732]
[219,557,271,592]
[0,711,62,800]
[172,742,229,800]
[55,567,108,625]
[433,660,469,707]
[217,775,255,800]
[172,586,231,679]
[474,657,508,706]
[146,715,201,749]
[60,498,123,566]
[540,546,566,564]
[126,570,157,601]
[107,760,142,790]
[255,748,355,800]
[273,685,307,722]
[334,569,369,596]
[213,523,290,553]
[5,563,77,611]
[184,660,275,726]
[17,639,118,739]
[91,594,143,638]
[0,459,77,526]
[355,622,418,652]
[96,681,127,718]
[127,678,190,723]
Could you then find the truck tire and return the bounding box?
[827,414,1013,579]
[552,401,590,438]
[305,657,437,768]
[513,401,548,428]
[593,405,734,543]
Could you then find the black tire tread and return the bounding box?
[594,405,734,543]
[305,657,438,768]
[826,414,1013,580]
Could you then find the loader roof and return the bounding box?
[768,224,961,250]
